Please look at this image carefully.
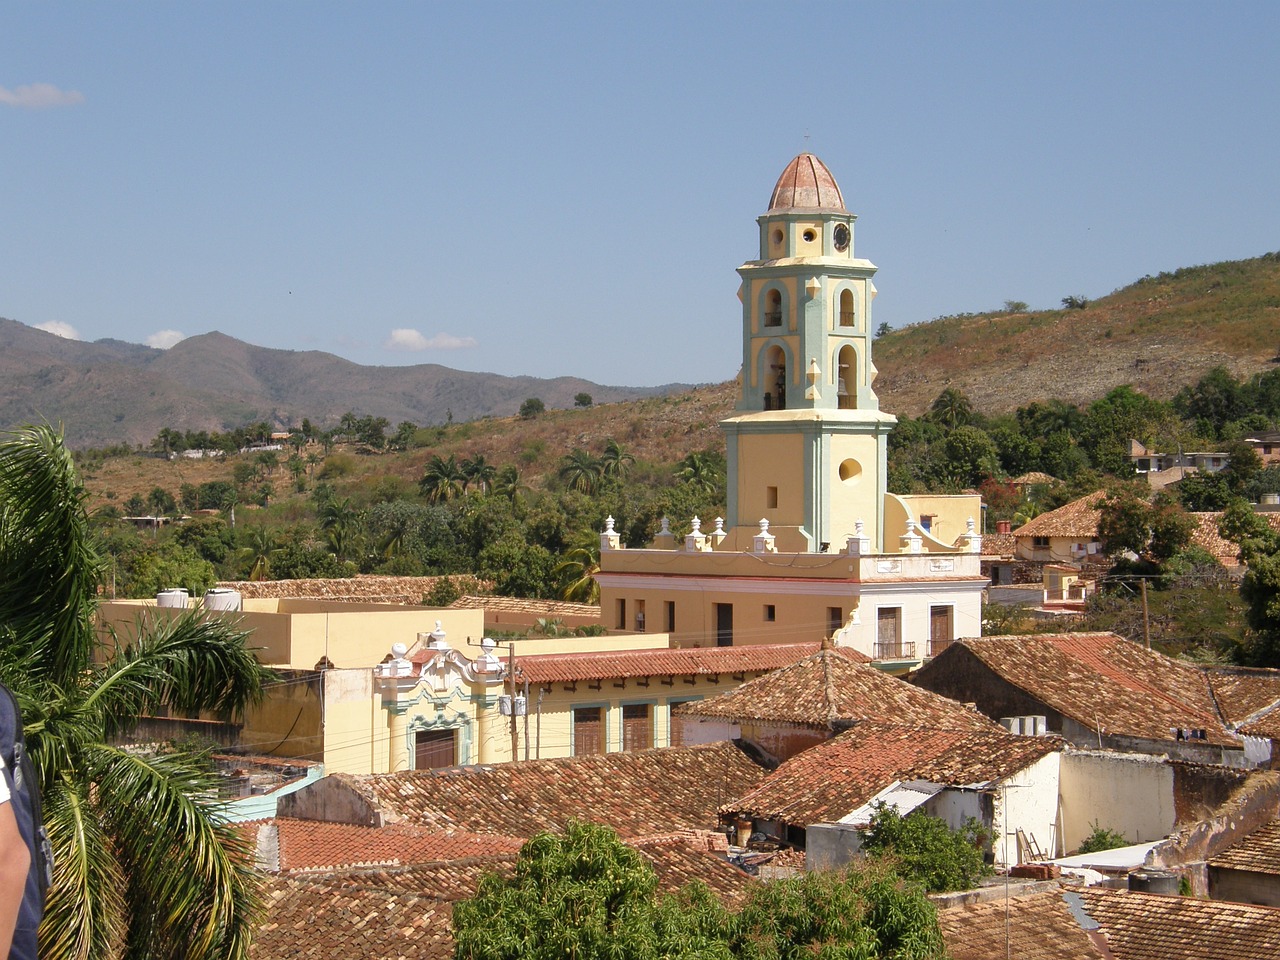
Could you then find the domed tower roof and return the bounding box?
[767,153,847,212]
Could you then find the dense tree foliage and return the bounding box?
[859,804,991,893]
[453,821,947,960]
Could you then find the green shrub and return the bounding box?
[860,803,991,892]
[1077,822,1127,854]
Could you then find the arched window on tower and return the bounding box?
[764,289,782,328]
[839,289,855,327]
[763,345,787,410]
[837,345,857,410]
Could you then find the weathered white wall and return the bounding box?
[990,751,1062,864]
[1059,750,1175,853]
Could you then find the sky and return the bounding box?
[3,3,1279,388]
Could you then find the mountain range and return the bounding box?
[0,320,687,447]
[5,251,1280,448]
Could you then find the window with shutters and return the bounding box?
[414,729,456,770]
[573,707,604,756]
[876,607,902,659]
[622,704,652,752]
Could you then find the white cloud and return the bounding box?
[33,321,81,340]
[385,328,478,351]
[145,329,187,349]
[0,83,85,109]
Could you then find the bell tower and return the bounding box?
[721,154,896,553]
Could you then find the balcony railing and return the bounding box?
[839,310,855,327]
[875,640,916,660]
[928,638,954,658]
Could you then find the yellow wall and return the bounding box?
[828,433,885,548]
[735,432,805,536]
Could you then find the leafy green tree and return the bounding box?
[0,426,269,960]
[146,486,177,516]
[942,425,1000,487]
[123,542,218,598]
[1061,295,1089,310]
[1002,300,1029,313]
[1099,493,1194,563]
[519,397,545,419]
[453,820,947,960]
[574,392,593,408]
[675,450,725,498]
[123,493,146,516]
[859,803,991,893]
[554,538,601,603]
[1173,471,1233,511]
[875,322,891,337]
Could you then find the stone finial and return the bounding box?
[651,516,676,550]
[600,515,621,552]
[685,516,709,553]
[955,516,983,554]
[900,519,923,554]
[428,620,449,650]
[845,519,871,556]
[753,518,777,554]
[709,516,727,548]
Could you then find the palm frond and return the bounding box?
[91,610,272,737]
[88,745,261,960]
[41,774,129,960]
[0,426,102,686]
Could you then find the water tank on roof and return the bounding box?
[1128,870,1180,895]
[1000,717,1023,735]
[155,588,190,609]
[1027,715,1047,736]
[203,588,241,612]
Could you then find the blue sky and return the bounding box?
[3,3,1278,387]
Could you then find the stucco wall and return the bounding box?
[989,751,1062,863]
[1059,751,1176,852]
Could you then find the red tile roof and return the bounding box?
[1206,667,1280,737]
[1075,886,1280,960]
[1013,491,1106,539]
[721,721,1061,826]
[246,818,522,874]
[330,741,767,839]
[917,633,1239,747]
[677,648,994,731]
[938,890,1109,960]
[251,876,454,960]
[1208,817,1280,876]
[515,642,852,684]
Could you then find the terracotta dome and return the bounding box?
[767,154,846,212]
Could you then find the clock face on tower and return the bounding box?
[833,224,850,252]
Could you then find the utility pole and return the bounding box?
[1140,578,1151,650]
[508,643,518,761]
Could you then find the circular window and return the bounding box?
[802,229,816,242]
[772,229,784,245]
[839,459,863,484]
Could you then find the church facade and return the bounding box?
[597,154,986,664]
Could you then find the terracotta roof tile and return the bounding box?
[1076,886,1280,960]
[1010,472,1060,486]
[251,876,455,960]
[1206,666,1280,734]
[1208,818,1280,876]
[247,818,522,874]
[1189,512,1241,566]
[721,721,1060,826]
[515,642,854,684]
[447,595,600,618]
[677,649,993,731]
[1013,491,1106,539]
[340,741,767,838]
[981,532,1018,558]
[938,890,1108,960]
[219,575,451,604]
[919,633,1238,746]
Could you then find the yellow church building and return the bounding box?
[596,153,986,663]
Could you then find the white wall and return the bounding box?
[991,751,1062,865]
[1059,750,1175,853]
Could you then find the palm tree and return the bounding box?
[553,537,601,603]
[319,497,361,560]
[420,454,466,503]
[0,426,269,960]
[559,449,603,495]
[460,455,497,495]
[675,451,724,497]
[239,525,278,580]
[599,438,634,481]
[927,388,974,431]
[492,465,529,506]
